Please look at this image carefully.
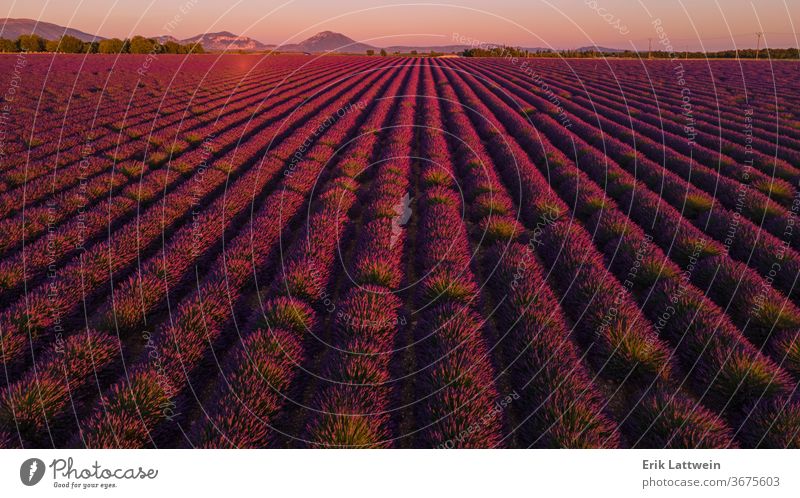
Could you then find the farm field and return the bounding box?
[0,54,799,448]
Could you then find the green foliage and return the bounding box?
[46,35,84,53]
[98,38,125,54]
[160,40,203,54]
[366,49,375,56]
[128,35,157,54]
[62,35,85,53]
[162,40,183,54]
[460,45,800,59]
[0,38,18,52]
[186,43,205,54]
[17,34,44,52]
[462,45,531,58]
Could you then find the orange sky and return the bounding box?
[3,0,798,50]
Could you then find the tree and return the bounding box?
[461,45,528,58]
[161,40,183,54]
[45,39,60,52]
[57,35,85,53]
[0,38,18,52]
[128,36,156,54]
[17,34,44,52]
[366,49,375,56]
[186,43,205,54]
[380,48,387,56]
[98,38,125,54]
[410,50,418,55]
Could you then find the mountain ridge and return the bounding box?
[0,18,104,42]
[0,19,626,54]
[178,31,274,51]
[277,31,377,53]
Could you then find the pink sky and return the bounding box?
[4,0,798,50]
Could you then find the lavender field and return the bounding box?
[0,54,799,448]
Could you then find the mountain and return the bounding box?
[278,31,377,54]
[0,18,104,42]
[180,31,273,52]
[155,35,181,44]
[0,19,625,54]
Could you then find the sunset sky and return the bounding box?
[4,0,798,50]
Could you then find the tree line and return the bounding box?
[462,45,800,60]
[365,49,451,57]
[0,34,204,54]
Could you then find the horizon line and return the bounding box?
[2,17,798,52]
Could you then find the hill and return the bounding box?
[277,31,376,54]
[0,20,629,55]
[0,18,103,42]
[180,31,274,52]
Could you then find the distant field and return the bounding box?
[0,54,799,448]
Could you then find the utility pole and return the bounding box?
[647,38,652,60]
[755,31,764,60]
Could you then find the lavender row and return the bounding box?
[0,59,393,376]
[430,66,626,447]
[193,62,414,448]
[438,60,739,447]
[305,62,420,448]
[408,63,503,448]
[443,60,798,447]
